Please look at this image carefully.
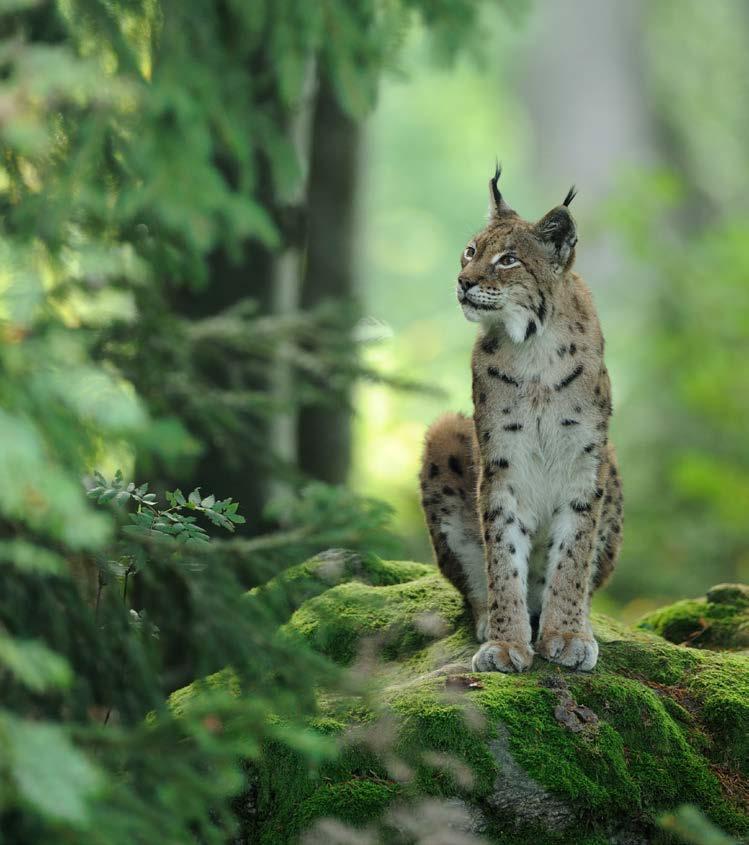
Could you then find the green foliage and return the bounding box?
[1,713,102,826]
[88,469,246,546]
[605,172,749,601]
[0,469,369,842]
[0,0,500,841]
[0,635,72,693]
[659,805,740,845]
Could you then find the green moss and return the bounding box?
[706,584,749,606]
[251,738,330,844]
[252,716,397,844]
[638,584,749,651]
[397,624,476,677]
[387,677,498,797]
[246,551,434,627]
[421,668,733,827]
[568,674,736,825]
[381,662,747,840]
[286,574,464,665]
[482,674,633,812]
[478,819,614,845]
[167,667,239,717]
[295,780,400,832]
[687,653,749,774]
[170,563,749,842]
[597,633,699,685]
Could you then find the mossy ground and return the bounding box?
[638,583,749,652]
[171,558,749,843]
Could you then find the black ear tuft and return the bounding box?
[490,160,502,207]
[489,160,515,217]
[563,185,577,207]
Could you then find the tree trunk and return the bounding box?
[297,77,362,485]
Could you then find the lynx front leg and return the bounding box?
[472,480,534,673]
[536,492,603,671]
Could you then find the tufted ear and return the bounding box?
[488,162,516,218]
[535,187,578,269]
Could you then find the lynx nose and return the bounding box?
[458,275,477,292]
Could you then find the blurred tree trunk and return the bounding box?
[268,62,318,503]
[297,77,362,485]
[177,238,276,529]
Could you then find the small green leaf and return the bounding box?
[0,540,64,574]
[2,714,101,824]
[0,637,72,692]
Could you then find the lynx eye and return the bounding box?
[463,245,476,260]
[497,253,519,268]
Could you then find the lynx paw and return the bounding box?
[471,640,534,673]
[536,631,598,671]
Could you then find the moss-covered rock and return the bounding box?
[172,556,749,844]
[638,583,749,653]
[286,573,464,665]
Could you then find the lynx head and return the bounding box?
[457,165,578,341]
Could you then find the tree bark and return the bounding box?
[297,77,362,485]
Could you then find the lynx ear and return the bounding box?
[489,162,516,218]
[535,192,577,269]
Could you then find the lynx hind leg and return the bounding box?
[420,413,488,641]
[591,443,623,592]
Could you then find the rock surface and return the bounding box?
[171,553,749,844]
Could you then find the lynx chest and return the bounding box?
[472,328,598,518]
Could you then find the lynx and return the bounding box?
[419,167,622,673]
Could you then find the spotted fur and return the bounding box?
[420,170,622,673]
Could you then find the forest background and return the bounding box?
[0,0,747,841]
